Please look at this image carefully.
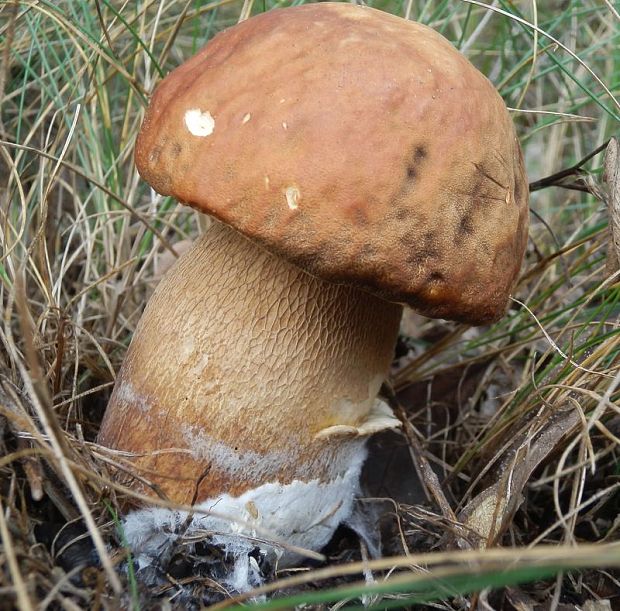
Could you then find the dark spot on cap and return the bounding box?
[399,229,417,247]
[395,207,413,221]
[428,270,444,282]
[404,145,427,182]
[422,231,440,257]
[406,232,440,266]
[406,251,424,266]
[414,145,427,162]
[171,142,182,158]
[353,205,369,227]
[358,243,377,262]
[406,231,441,265]
[458,213,474,237]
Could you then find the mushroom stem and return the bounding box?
[99,222,402,530]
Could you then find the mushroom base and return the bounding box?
[122,440,372,593]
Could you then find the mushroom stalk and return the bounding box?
[99,222,402,560]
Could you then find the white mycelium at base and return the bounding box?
[122,442,371,593]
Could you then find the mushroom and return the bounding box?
[98,2,528,587]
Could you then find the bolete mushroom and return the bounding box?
[98,2,528,588]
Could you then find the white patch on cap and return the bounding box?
[264,175,270,189]
[242,113,251,124]
[282,121,288,130]
[184,108,215,137]
[285,186,300,210]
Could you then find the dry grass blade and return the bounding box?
[0,0,19,137]
[0,497,34,611]
[6,278,122,594]
[604,137,620,273]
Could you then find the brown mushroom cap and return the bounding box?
[136,2,528,325]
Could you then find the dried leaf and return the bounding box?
[456,406,580,547]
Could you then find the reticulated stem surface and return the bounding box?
[99,222,402,504]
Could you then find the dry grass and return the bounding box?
[0,0,619,608]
